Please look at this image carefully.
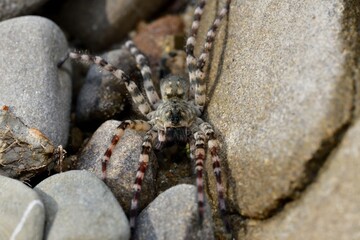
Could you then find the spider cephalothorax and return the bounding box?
[69,0,232,235]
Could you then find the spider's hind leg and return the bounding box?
[130,129,157,233]
[200,122,230,232]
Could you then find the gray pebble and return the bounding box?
[0,175,45,240]
[57,0,169,50]
[0,16,72,147]
[76,48,141,125]
[0,0,48,21]
[34,170,130,240]
[134,184,214,240]
[77,120,157,214]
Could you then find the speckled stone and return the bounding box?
[35,170,130,240]
[0,16,72,147]
[134,184,214,240]
[243,116,360,240]
[77,120,157,214]
[198,0,355,219]
[0,175,45,240]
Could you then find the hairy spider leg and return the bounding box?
[200,122,230,232]
[69,52,152,116]
[101,120,152,180]
[192,130,207,223]
[195,0,232,111]
[125,40,161,109]
[129,130,157,233]
[186,0,207,97]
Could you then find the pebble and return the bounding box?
[57,0,169,50]
[0,0,48,21]
[75,48,141,125]
[0,16,72,147]
[77,120,157,214]
[0,175,45,240]
[34,170,130,240]
[134,184,215,240]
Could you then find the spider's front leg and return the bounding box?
[101,120,152,180]
[192,130,207,223]
[200,122,230,232]
[129,129,157,233]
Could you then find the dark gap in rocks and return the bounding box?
[264,120,351,218]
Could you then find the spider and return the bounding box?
[68,0,231,234]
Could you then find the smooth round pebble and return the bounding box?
[0,175,45,240]
[34,170,130,240]
[0,16,72,147]
[134,184,215,240]
[76,48,141,125]
[77,120,157,214]
[0,0,48,21]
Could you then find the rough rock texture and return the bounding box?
[198,0,357,219]
[77,120,157,213]
[57,0,169,50]
[0,0,48,21]
[0,175,45,240]
[76,48,141,125]
[242,117,360,240]
[134,184,214,240]
[0,16,72,147]
[35,170,130,240]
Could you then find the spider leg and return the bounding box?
[129,129,157,233]
[125,40,161,109]
[195,0,231,112]
[102,120,152,180]
[192,130,207,223]
[200,122,230,232]
[186,0,207,98]
[69,52,152,116]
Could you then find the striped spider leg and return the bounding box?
[186,0,232,232]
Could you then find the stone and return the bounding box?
[198,0,356,219]
[0,175,45,240]
[76,48,141,125]
[242,117,360,240]
[134,184,214,240]
[34,170,130,240]
[0,16,72,147]
[0,0,48,21]
[57,0,169,50]
[77,120,157,214]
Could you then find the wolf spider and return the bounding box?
[69,0,231,234]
